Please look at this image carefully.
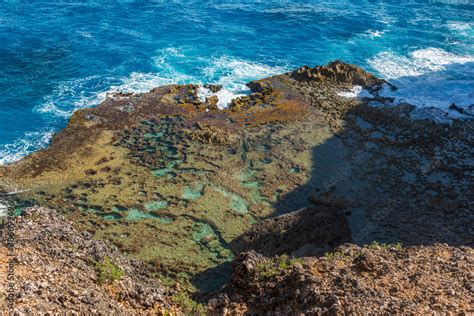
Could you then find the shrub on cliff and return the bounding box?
[94,256,124,285]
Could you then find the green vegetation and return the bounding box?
[94,256,124,285]
[324,251,341,261]
[171,292,206,315]
[256,254,304,280]
[364,241,402,250]
[324,251,352,262]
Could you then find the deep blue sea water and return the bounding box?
[0,1,473,164]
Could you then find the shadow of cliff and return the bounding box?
[272,62,473,249]
[192,61,473,294]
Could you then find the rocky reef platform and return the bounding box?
[0,61,472,313]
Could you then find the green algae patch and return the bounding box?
[152,168,173,178]
[213,186,248,214]
[144,131,164,138]
[192,222,215,243]
[241,181,260,189]
[102,213,123,221]
[125,208,173,223]
[290,167,301,174]
[126,208,155,220]
[235,169,257,182]
[145,200,168,211]
[192,222,234,262]
[230,197,248,214]
[182,183,204,200]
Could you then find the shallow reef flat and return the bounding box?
[1,61,472,293]
[0,65,333,279]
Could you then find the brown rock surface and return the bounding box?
[209,244,474,315]
[0,206,173,314]
[0,60,472,314]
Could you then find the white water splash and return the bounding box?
[337,85,373,98]
[6,49,288,164]
[0,130,54,165]
[368,48,474,117]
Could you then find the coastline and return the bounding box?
[0,61,472,313]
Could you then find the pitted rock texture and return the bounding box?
[289,60,387,92]
[209,245,474,315]
[0,206,172,314]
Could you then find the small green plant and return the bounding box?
[364,241,403,250]
[94,256,124,285]
[172,292,206,315]
[256,261,279,280]
[324,251,339,261]
[256,254,304,280]
[276,254,304,269]
[392,242,403,250]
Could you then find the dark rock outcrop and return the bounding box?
[230,202,352,257]
[289,60,387,92]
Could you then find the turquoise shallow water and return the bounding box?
[0,1,473,164]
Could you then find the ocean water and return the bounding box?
[0,1,473,164]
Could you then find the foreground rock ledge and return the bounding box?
[0,207,173,314]
[209,246,473,314]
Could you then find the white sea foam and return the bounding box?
[0,201,7,217]
[107,72,185,94]
[447,21,472,37]
[364,29,386,38]
[0,130,54,165]
[37,75,107,118]
[337,85,373,98]
[197,86,243,110]
[38,47,287,118]
[110,54,286,109]
[9,50,287,164]
[197,56,287,108]
[77,31,93,39]
[369,48,474,78]
[368,48,474,117]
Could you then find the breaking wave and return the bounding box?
[368,48,474,118]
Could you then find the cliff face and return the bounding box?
[0,61,472,313]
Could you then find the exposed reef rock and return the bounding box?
[289,60,387,92]
[187,123,234,144]
[0,206,171,314]
[209,245,474,315]
[203,84,223,93]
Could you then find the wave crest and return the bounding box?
[368,48,474,117]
